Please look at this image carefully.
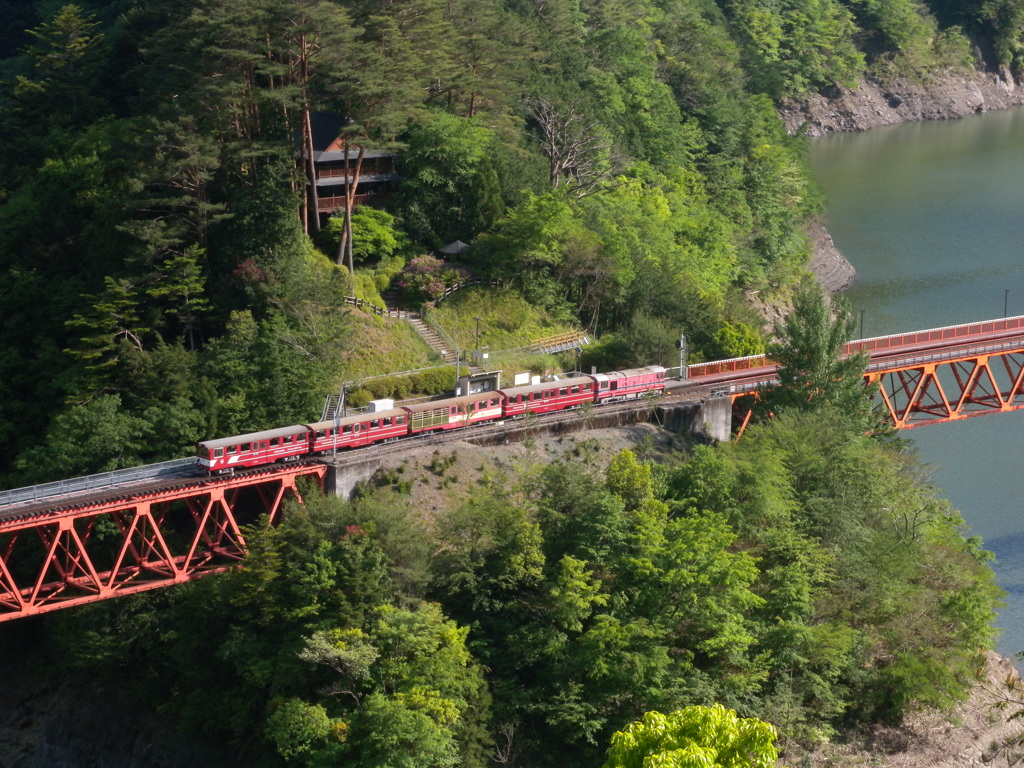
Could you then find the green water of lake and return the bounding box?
[811,108,1024,659]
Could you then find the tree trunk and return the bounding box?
[336,139,365,282]
[303,102,320,237]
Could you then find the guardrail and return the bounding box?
[0,457,197,510]
[421,307,459,353]
[343,296,411,318]
[431,277,499,304]
[846,314,1024,354]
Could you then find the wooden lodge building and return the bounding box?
[305,112,399,226]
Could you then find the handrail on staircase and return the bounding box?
[421,306,459,356]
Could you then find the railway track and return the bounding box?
[0,382,731,520]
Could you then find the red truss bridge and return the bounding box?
[2,314,1024,623]
[689,314,1024,430]
[0,463,326,622]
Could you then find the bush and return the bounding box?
[396,255,469,304]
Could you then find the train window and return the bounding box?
[270,438,280,447]
[397,416,405,424]
[316,430,326,439]
[371,419,380,428]
[600,382,608,390]
[227,446,237,455]
[383,417,392,427]
[261,441,269,450]
[570,386,578,394]
[214,448,224,458]
[610,381,618,390]
[450,406,457,414]
[560,387,568,396]
[343,425,352,434]
[284,435,293,444]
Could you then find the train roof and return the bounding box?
[306,407,410,431]
[403,391,502,413]
[198,425,310,450]
[592,365,666,381]
[497,375,595,398]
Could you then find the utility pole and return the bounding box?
[332,408,340,462]
[675,334,687,379]
[474,317,481,353]
[454,343,461,393]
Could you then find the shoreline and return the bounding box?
[790,71,1024,767]
[791,67,1024,294]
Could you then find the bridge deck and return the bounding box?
[1,313,1022,620]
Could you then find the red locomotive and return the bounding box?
[196,366,667,474]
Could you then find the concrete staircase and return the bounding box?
[407,313,457,364]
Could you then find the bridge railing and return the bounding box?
[846,314,1024,354]
[0,457,196,510]
[687,314,1024,379]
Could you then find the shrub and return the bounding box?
[396,255,469,304]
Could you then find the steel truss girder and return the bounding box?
[869,349,1024,429]
[0,464,325,621]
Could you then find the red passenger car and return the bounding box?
[499,375,597,418]
[405,393,504,434]
[196,425,311,473]
[306,407,411,453]
[593,366,666,403]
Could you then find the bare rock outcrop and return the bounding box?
[779,68,1024,137]
[807,218,856,294]
[786,68,1024,293]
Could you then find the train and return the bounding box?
[195,366,668,474]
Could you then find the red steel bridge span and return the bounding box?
[2,313,1024,623]
[0,462,327,623]
[689,313,1024,431]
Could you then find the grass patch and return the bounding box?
[340,313,442,381]
[430,287,578,352]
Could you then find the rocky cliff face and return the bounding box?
[789,67,1024,295]
[779,68,1024,137]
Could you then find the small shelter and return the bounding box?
[439,240,471,256]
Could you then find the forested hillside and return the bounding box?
[0,1,1019,765]
[2,0,1023,485]
[32,408,1001,767]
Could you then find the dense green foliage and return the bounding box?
[0,3,1012,763]
[2,0,1020,484]
[35,408,999,766]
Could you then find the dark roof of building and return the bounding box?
[307,112,398,159]
[309,111,349,152]
[314,173,399,187]
[439,240,471,254]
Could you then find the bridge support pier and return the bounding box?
[323,457,382,499]
[700,396,733,442]
[656,396,732,443]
